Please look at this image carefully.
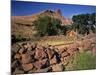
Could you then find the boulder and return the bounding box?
[11,60,17,68]
[50,55,59,65]
[49,45,55,50]
[34,48,47,59]
[61,56,70,65]
[59,47,67,55]
[23,44,28,50]
[33,61,42,69]
[67,49,74,56]
[27,50,35,56]
[82,39,92,50]
[12,44,21,53]
[89,37,96,44]
[31,43,37,50]
[14,53,21,59]
[19,48,25,54]
[46,48,55,59]
[68,43,79,51]
[27,43,33,51]
[11,60,21,68]
[36,45,44,50]
[52,64,63,72]
[22,63,33,71]
[11,52,15,62]
[61,51,69,58]
[33,59,49,69]
[21,43,28,50]
[67,43,79,56]
[27,46,32,51]
[12,68,24,75]
[21,53,31,64]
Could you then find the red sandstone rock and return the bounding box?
[61,51,69,58]
[21,53,31,64]
[51,64,63,72]
[33,59,49,69]
[22,63,33,71]
[34,48,47,59]
[50,55,58,65]
[46,48,55,59]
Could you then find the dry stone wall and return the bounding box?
[11,34,96,74]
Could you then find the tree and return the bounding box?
[72,13,96,35]
[33,16,62,36]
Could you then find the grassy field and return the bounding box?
[74,52,96,70]
[64,51,96,71]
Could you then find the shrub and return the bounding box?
[72,13,96,35]
[11,34,30,44]
[33,16,62,36]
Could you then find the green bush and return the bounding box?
[11,34,30,44]
[72,13,96,35]
[33,16,63,36]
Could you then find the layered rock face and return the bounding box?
[11,34,96,74]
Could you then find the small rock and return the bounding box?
[61,51,69,58]
[27,43,33,51]
[12,44,21,53]
[22,63,33,71]
[11,60,17,68]
[46,48,55,59]
[81,39,91,50]
[36,45,44,50]
[11,60,21,68]
[27,50,35,56]
[50,55,59,65]
[12,68,24,75]
[49,45,55,50]
[21,53,31,64]
[52,64,63,72]
[68,43,79,51]
[35,48,47,59]
[19,48,25,54]
[22,43,29,50]
[33,59,49,69]
[31,43,37,50]
[59,47,67,55]
[21,42,27,46]
[11,52,15,62]
[23,44,28,50]
[67,47,75,56]
[27,46,32,51]
[61,56,70,65]
[14,53,21,59]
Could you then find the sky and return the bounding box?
[11,1,96,18]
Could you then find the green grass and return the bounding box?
[12,33,76,46]
[35,36,75,46]
[37,40,67,46]
[73,52,96,70]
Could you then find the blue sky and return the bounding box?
[11,1,96,18]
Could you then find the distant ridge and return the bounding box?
[11,9,72,38]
